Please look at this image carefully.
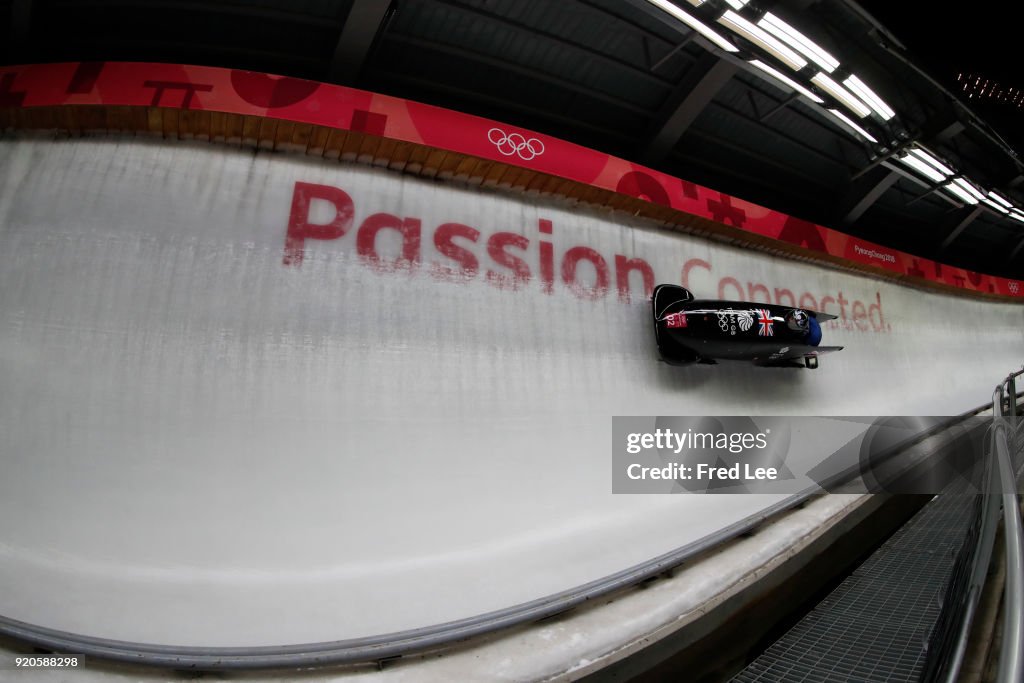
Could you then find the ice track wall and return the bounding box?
[0,137,1022,648]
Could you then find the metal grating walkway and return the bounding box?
[731,493,977,683]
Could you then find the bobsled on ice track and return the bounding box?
[652,284,843,369]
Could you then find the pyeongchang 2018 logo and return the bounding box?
[853,244,896,264]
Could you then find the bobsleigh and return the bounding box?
[652,284,843,369]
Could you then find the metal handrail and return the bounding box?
[937,432,1001,683]
[992,374,1024,683]
[934,371,1024,683]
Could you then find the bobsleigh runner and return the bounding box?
[652,284,843,369]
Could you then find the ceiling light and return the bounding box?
[989,191,1014,208]
[811,73,871,117]
[645,0,739,53]
[898,155,946,184]
[758,13,840,73]
[843,75,896,120]
[943,181,979,205]
[749,60,824,103]
[718,10,807,71]
[723,0,747,7]
[909,148,953,177]
[953,177,985,201]
[1008,210,1024,224]
[982,197,1011,214]
[827,109,877,142]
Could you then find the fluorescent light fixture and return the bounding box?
[723,0,747,7]
[645,0,738,53]
[758,13,840,73]
[953,177,985,201]
[811,73,871,117]
[843,74,896,120]
[682,0,705,5]
[989,191,1013,208]
[982,197,1011,214]
[718,10,807,71]
[1008,209,1024,224]
[827,108,877,142]
[898,155,946,184]
[942,181,979,205]
[909,148,953,177]
[749,59,824,103]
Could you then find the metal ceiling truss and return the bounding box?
[328,0,393,85]
[641,50,737,164]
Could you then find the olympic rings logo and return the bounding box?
[487,128,545,161]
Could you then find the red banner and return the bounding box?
[2,61,1019,298]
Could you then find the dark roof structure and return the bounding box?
[5,0,1022,277]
